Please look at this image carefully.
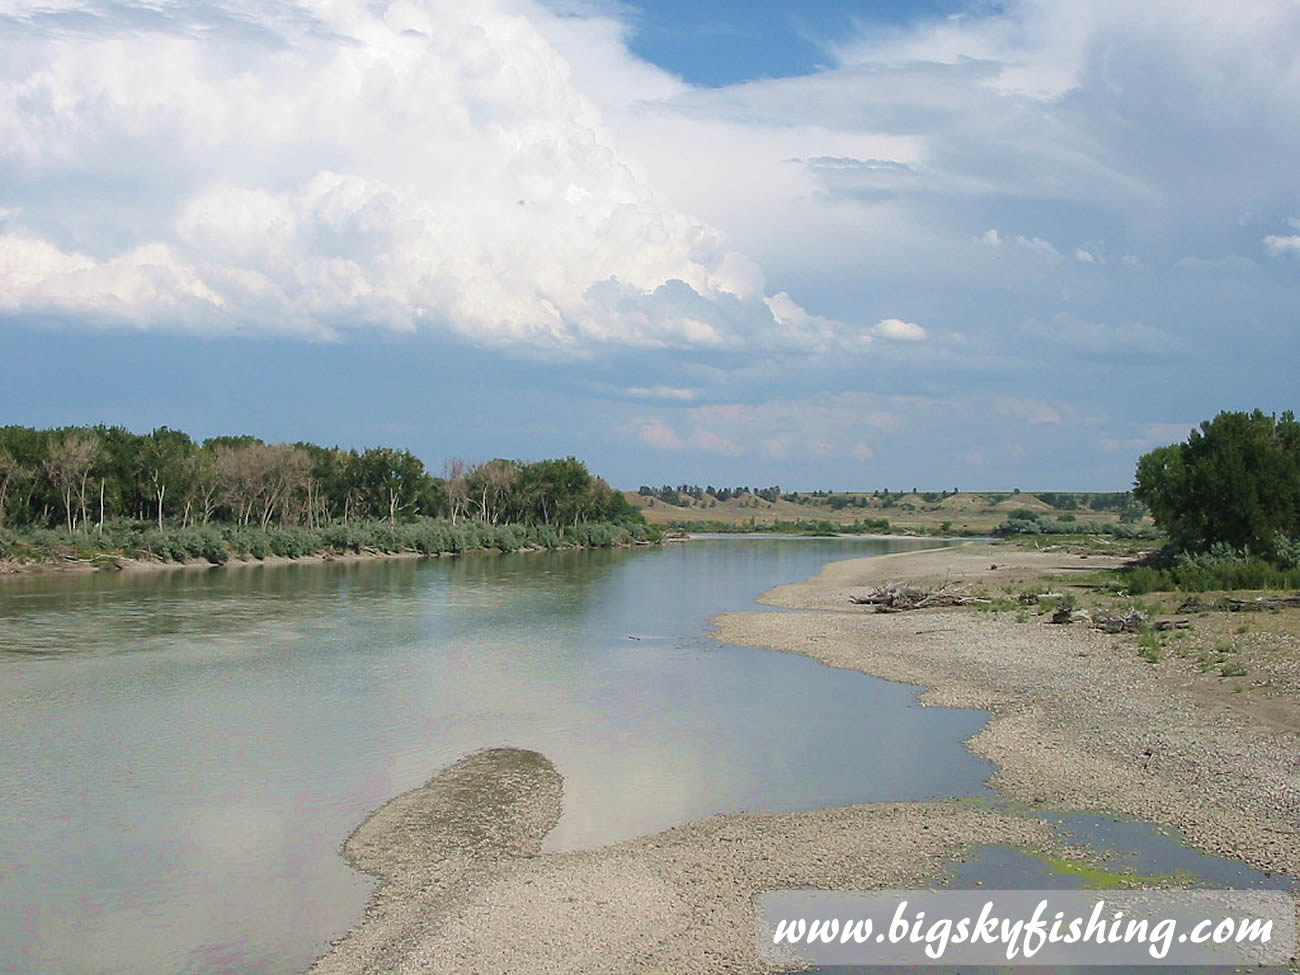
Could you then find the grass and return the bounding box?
[972,596,1021,613]
[1120,560,1300,594]
[1136,627,1162,663]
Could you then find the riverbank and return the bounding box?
[715,543,1300,876]
[306,542,1300,973]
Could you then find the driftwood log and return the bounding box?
[1092,610,1148,633]
[849,584,982,612]
[1045,603,1086,626]
[1018,591,1064,605]
[1225,595,1300,612]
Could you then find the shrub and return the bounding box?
[1273,532,1300,570]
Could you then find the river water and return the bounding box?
[1,536,1003,975]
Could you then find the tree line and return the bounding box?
[0,425,640,533]
[637,484,784,505]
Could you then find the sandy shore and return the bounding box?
[309,749,1055,975]
[309,543,1300,973]
[717,545,1300,875]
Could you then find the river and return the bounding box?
[1,536,997,975]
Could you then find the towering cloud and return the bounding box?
[0,0,827,350]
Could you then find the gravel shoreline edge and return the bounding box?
[716,544,1300,878]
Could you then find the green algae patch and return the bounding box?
[1017,849,1199,889]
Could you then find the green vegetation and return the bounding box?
[1118,549,1300,594]
[0,424,650,565]
[661,517,894,535]
[1015,850,1197,890]
[1136,626,1162,663]
[1045,408,1300,595]
[1133,409,1299,559]
[0,518,656,565]
[995,512,1158,539]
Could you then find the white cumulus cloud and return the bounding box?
[873,318,927,341]
[0,0,841,353]
[1264,235,1300,256]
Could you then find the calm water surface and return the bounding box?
[0,537,995,975]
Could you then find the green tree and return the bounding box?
[518,457,591,526]
[42,430,101,532]
[141,427,195,530]
[1134,409,1300,555]
[349,447,430,523]
[0,447,27,526]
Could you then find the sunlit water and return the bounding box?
[1,536,1002,974]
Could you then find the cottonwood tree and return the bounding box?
[467,459,519,524]
[256,445,310,528]
[350,447,429,523]
[1134,409,1300,555]
[214,443,267,526]
[443,458,471,524]
[0,448,26,526]
[141,427,195,530]
[518,457,592,526]
[212,442,312,527]
[183,449,221,526]
[43,432,101,532]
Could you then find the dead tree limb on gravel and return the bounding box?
[1224,595,1300,612]
[850,584,984,612]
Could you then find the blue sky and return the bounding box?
[1,0,1297,491]
[616,0,966,86]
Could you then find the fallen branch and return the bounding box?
[850,584,980,611]
[1092,609,1148,633]
[1019,591,1063,605]
[1224,595,1300,612]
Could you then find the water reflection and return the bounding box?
[1,537,993,975]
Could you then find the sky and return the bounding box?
[1,0,1297,491]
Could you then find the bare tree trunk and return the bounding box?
[98,478,105,534]
[77,470,91,532]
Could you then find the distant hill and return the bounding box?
[623,488,1138,534]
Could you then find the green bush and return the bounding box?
[1123,565,1168,595]
[1273,532,1300,570]
[226,527,271,559]
[1118,547,1300,593]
